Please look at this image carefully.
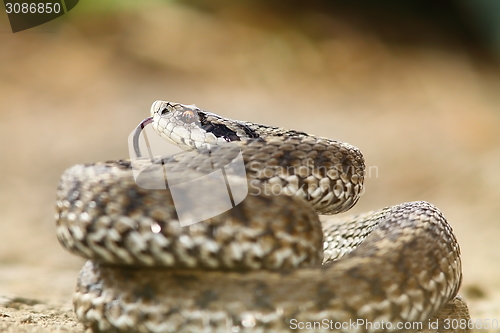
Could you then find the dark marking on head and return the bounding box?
[196,112,241,142]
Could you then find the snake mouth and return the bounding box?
[133,117,154,158]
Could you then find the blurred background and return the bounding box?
[0,0,499,331]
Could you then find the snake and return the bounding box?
[55,101,470,332]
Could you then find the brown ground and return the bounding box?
[1,1,500,332]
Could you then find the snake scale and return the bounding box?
[56,101,470,332]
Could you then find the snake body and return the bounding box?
[56,101,469,332]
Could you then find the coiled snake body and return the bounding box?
[56,101,469,332]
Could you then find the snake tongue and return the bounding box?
[133,117,154,158]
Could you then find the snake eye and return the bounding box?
[180,110,197,123]
[160,108,169,116]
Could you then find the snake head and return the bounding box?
[150,100,260,151]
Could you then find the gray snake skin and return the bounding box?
[55,101,470,332]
